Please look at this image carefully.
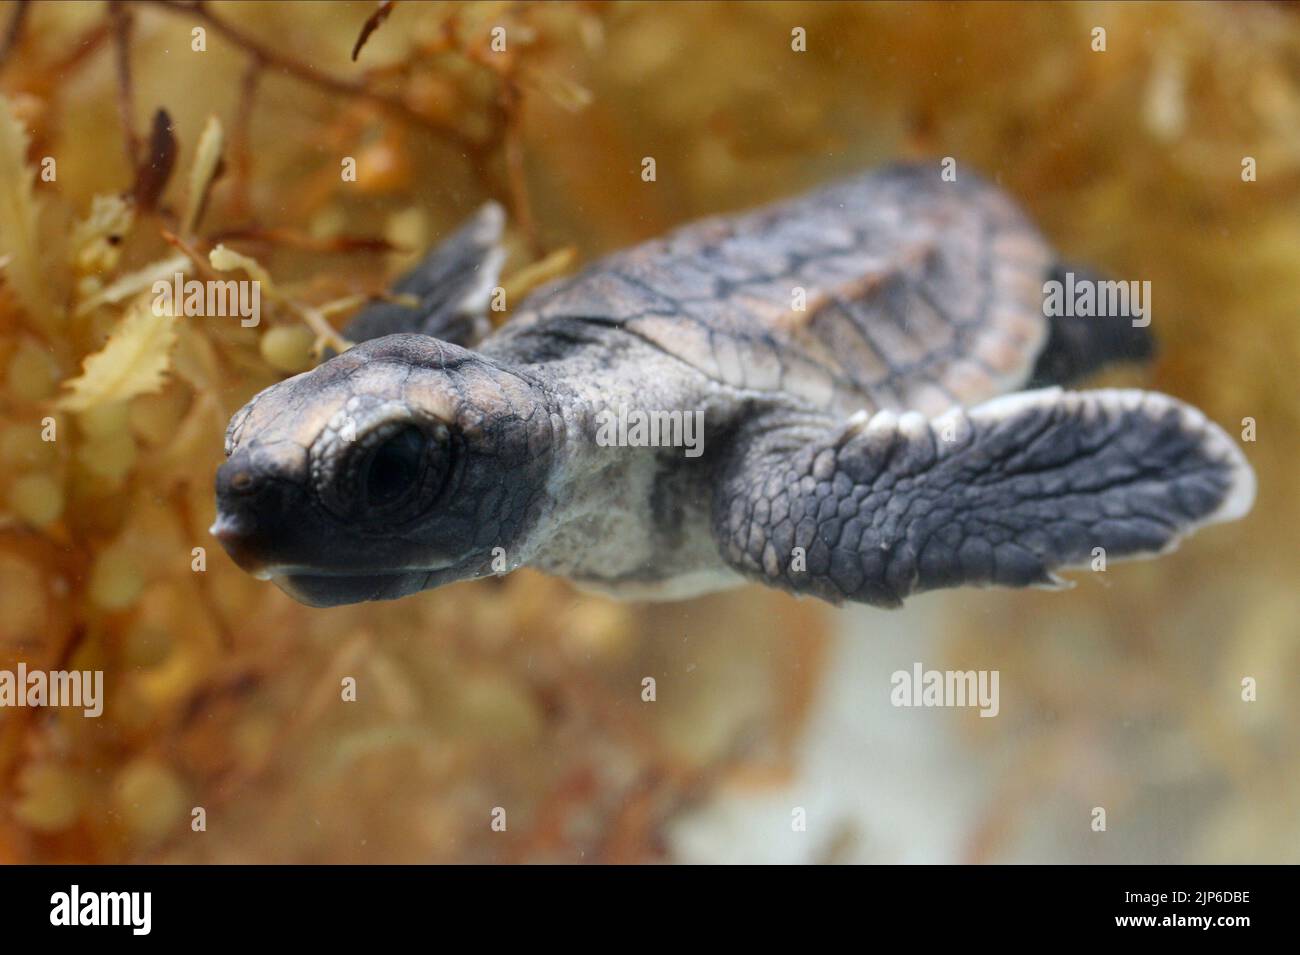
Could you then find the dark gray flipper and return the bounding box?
[341,202,506,348]
[712,388,1254,607]
[1028,262,1155,387]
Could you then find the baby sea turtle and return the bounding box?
[212,163,1255,607]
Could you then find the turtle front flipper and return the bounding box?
[341,202,506,349]
[711,388,1255,607]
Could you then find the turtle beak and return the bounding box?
[210,511,272,579]
[212,447,302,579]
[270,570,435,607]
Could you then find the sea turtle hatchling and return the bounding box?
[212,163,1255,608]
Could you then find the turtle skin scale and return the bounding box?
[213,163,1254,608]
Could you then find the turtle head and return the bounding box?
[212,335,556,607]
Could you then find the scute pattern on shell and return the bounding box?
[498,163,1054,418]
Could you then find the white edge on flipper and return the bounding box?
[958,387,1256,584]
[1158,393,1257,526]
[831,387,1256,594]
[999,388,1253,523]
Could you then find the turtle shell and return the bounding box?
[498,163,1054,418]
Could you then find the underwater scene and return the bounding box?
[0,0,1295,866]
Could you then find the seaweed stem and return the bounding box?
[230,54,262,220]
[500,76,539,258]
[109,1,141,169]
[0,0,30,69]
[134,0,487,157]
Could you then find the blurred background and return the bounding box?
[0,0,1294,863]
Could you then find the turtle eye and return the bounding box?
[364,426,425,508]
[320,418,452,523]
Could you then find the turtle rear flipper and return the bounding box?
[1028,262,1156,387]
[711,388,1254,607]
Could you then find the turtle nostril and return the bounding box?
[217,458,263,499]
